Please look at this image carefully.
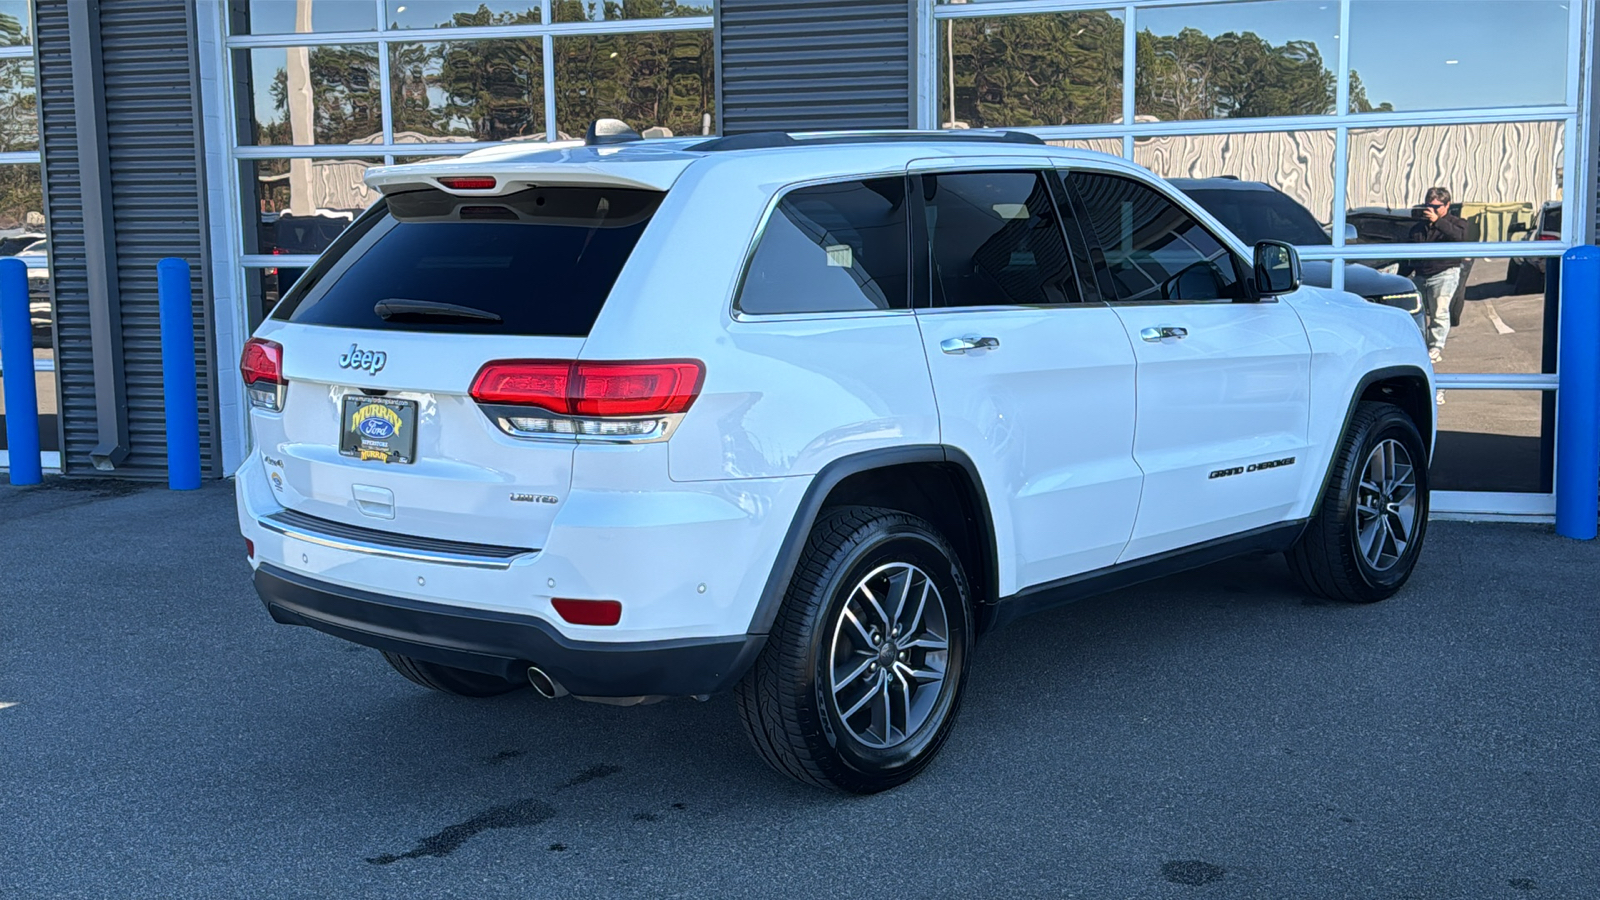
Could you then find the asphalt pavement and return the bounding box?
[2,478,1596,899]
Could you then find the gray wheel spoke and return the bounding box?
[905,635,948,651]
[893,660,942,685]
[889,567,915,627]
[858,585,892,634]
[839,675,880,720]
[841,607,873,647]
[901,579,931,637]
[833,655,875,691]
[1356,438,1418,573]
[891,669,913,738]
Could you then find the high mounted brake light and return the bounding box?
[469,359,704,441]
[437,176,497,191]
[241,338,286,412]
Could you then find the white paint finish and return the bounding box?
[250,320,585,547]
[918,306,1142,593]
[237,448,809,642]
[1113,298,1315,561]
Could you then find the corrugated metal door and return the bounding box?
[35,0,220,478]
[718,0,914,134]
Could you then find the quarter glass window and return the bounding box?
[736,178,910,315]
[1070,172,1243,302]
[922,171,1078,307]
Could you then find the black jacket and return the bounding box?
[1405,213,1470,278]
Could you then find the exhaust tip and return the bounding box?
[526,666,568,699]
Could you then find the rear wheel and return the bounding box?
[736,506,973,793]
[1288,401,1429,603]
[381,651,524,697]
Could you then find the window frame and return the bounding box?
[729,172,918,322]
[1063,167,1259,306]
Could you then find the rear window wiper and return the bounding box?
[374,298,503,324]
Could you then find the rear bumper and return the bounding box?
[254,564,765,698]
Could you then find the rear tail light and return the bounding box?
[241,338,286,412]
[470,359,704,441]
[551,598,622,626]
[437,176,497,191]
[1536,233,1559,240]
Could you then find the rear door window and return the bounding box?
[271,185,663,336]
[735,178,910,315]
[919,170,1081,307]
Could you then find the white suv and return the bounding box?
[237,127,1434,793]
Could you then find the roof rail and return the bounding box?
[690,130,1046,152]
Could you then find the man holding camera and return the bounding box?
[1402,186,1470,364]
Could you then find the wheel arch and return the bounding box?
[746,446,999,636]
[1310,365,1433,519]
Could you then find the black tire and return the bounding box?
[735,506,974,794]
[1288,401,1430,603]
[380,651,524,697]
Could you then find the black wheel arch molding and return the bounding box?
[1309,364,1434,520]
[746,445,1000,637]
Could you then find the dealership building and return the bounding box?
[0,0,1592,520]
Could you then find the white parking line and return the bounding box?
[1482,300,1516,335]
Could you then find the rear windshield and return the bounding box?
[270,185,663,336]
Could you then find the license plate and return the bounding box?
[339,395,418,465]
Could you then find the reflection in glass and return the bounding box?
[1043,137,1123,157]
[1426,257,1555,377]
[237,0,378,35]
[1135,130,1335,224]
[552,0,711,24]
[553,31,714,139]
[390,40,545,143]
[385,1,539,28]
[0,162,52,450]
[0,0,29,45]
[241,157,382,256]
[1348,1,1568,113]
[0,59,36,152]
[1431,389,1553,493]
[1134,0,1337,121]
[1345,122,1564,244]
[242,46,382,146]
[938,11,1124,128]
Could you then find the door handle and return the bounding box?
[940,335,1001,355]
[1139,326,1189,342]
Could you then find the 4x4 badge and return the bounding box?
[338,343,387,375]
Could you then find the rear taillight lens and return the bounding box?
[469,359,704,441]
[438,176,497,191]
[1536,233,1559,240]
[241,338,286,412]
[552,598,622,626]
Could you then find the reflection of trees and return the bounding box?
[264,45,381,144]
[1137,28,1334,119]
[1349,70,1394,113]
[945,14,1395,126]
[555,0,711,23]
[942,13,1124,127]
[0,164,41,230]
[551,14,714,136]
[391,40,545,141]
[0,59,36,153]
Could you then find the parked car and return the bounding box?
[0,231,45,257]
[1505,201,1561,294]
[238,129,1434,793]
[1169,178,1421,315]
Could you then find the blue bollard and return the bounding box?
[0,256,41,485]
[1556,246,1600,539]
[158,258,201,490]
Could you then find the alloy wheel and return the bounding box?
[1355,438,1418,571]
[826,562,950,750]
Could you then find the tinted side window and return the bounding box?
[272,186,662,336]
[1070,172,1244,302]
[736,178,910,315]
[922,171,1079,307]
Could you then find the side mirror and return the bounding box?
[1253,241,1301,297]
[1344,223,1359,243]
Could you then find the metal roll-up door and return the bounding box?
[35,0,220,478]
[718,0,914,135]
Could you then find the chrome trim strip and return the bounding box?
[259,516,534,570]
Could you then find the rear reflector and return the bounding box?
[552,598,622,626]
[245,538,255,559]
[438,176,497,190]
[470,360,704,417]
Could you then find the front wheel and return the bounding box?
[735,507,973,793]
[1288,401,1429,603]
